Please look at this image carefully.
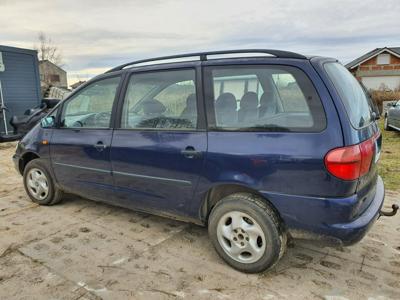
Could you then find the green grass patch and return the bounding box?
[378,121,400,191]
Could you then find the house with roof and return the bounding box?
[346,47,400,91]
[39,60,68,89]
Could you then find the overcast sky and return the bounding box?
[1,0,400,85]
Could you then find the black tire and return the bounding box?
[384,115,392,131]
[23,159,63,205]
[208,193,286,273]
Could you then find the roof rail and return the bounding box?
[105,49,306,73]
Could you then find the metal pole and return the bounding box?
[0,80,8,135]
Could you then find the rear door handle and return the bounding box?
[181,146,202,159]
[94,141,107,151]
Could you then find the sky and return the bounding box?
[1,0,400,86]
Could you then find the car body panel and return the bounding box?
[110,129,207,216]
[49,128,114,201]
[311,57,382,222]
[13,124,52,172]
[262,175,384,245]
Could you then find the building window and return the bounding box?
[377,53,390,65]
[49,74,60,82]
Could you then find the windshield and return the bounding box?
[325,62,373,128]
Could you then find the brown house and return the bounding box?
[39,60,68,89]
[346,47,400,91]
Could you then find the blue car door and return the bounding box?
[110,66,207,216]
[50,76,122,202]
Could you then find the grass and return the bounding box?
[378,120,400,191]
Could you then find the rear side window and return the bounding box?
[324,62,373,128]
[206,65,326,132]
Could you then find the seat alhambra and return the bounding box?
[13,49,396,273]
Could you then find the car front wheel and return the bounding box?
[208,193,286,273]
[23,159,63,205]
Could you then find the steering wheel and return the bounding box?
[72,120,83,127]
[94,112,111,126]
[129,104,142,115]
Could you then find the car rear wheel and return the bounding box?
[208,193,286,273]
[23,159,63,205]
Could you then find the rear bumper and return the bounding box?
[328,176,385,245]
[261,176,385,245]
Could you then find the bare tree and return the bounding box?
[35,32,63,66]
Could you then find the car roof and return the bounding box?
[105,49,309,74]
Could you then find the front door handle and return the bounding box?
[94,141,107,151]
[181,146,202,159]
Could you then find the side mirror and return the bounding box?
[41,116,55,128]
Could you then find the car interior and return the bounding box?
[211,69,316,130]
[63,68,320,132]
[122,69,316,131]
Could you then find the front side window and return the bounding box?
[325,62,373,128]
[121,69,197,130]
[207,66,326,132]
[61,77,120,128]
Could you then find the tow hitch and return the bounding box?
[380,204,399,217]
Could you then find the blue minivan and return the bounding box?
[13,50,394,273]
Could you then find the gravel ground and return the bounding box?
[0,142,399,300]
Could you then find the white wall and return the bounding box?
[361,76,400,91]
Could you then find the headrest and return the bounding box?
[240,92,258,109]
[216,93,236,110]
[142,99,166,115]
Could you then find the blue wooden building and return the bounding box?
[0,45,41,134]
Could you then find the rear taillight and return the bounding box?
[359,138,374,175]
[325,136,377,181]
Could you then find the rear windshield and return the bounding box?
[324,62,373,128]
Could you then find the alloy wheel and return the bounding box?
[216,211,266,264]
[26,168,49,200]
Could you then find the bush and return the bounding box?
[370,90,400,113]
